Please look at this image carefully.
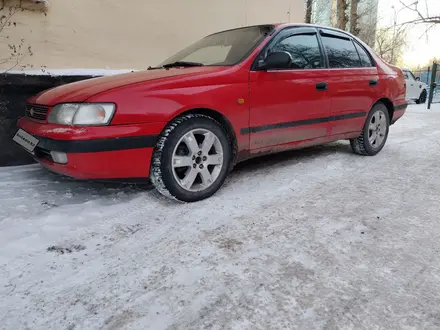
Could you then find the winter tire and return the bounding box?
[150,114,232,202]
[350,102,390,156]
[416,89,427,104]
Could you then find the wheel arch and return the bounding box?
[372,98,394,122]
[166,108,239,168]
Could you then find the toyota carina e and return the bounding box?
[14,23,407,202]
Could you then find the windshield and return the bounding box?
[158,25,274,67]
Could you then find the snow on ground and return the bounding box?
[2,103,440,329]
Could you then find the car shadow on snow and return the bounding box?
[232,140,352,174]
[6,141,352,209]
[51,140,352,193]
[39,169,151,202]
[1,165,151,216]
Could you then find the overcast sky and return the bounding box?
[378,0,440,67]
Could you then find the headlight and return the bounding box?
[48,103,115,126]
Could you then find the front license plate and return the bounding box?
[13,129,39,152]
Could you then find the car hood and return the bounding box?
[29,67,226,106]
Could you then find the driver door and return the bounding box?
[248,27,331,151]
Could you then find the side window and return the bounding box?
[403,71,409,79]
[354,42,373,67]
[270,34,322,69]
[321,35,361,68]
[408,71,417,80]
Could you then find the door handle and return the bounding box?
[316,82,328,91]
[369,80,378,86]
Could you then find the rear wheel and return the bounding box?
[150,114,232,202]
[416,89,427,104]
[350,103,390,156]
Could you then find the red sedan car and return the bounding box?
[14,24,407,202]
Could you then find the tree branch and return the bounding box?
[0,6,18,34]
[398,0,440,24]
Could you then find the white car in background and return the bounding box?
[402,68,428,104]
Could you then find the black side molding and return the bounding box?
[34,134,158,153]
[240,111,366,135]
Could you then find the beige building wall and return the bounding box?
[0,0,304,71]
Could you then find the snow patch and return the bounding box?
[2,68,138,76]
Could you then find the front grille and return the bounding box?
[26,104,49,121]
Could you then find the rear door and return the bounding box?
[319,29,380,136]
[248,27,331,151]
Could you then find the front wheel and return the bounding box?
[416,89,427,104]
[150,114,232,202]
[350,103,390,156]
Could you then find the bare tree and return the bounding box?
[306,0,378,47]
[337,0,348,30]
[310,0,335,26]
[0,5,33,72]
[356,0,379,47]
[399,0,440,24]
[305,0,313,23]
[375,25,408,65]
[349,0,359,35]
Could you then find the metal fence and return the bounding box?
[412,64,440,105]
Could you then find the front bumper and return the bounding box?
[15,117,166,180]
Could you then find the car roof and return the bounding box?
[208,23,364,45]
[274,22,349,34]
[208,23,353,37]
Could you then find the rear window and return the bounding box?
[354,42,373,67]
[321,35,361,68]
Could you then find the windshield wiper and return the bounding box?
[147,61,204,70]
[162,61,204,68]
[147,65,164,70]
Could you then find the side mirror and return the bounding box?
[416,77,420,81]
[258,51,292,70]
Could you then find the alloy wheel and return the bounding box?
[171,128,224,192]
[368,109,387,148]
